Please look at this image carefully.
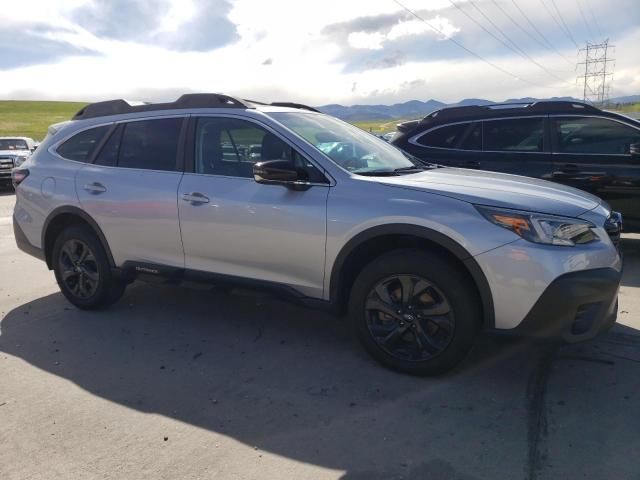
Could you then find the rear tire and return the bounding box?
[349,248,481,376]
[52,225,125,310]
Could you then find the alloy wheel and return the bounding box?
[58,239,99,299]
[364,274,455,361]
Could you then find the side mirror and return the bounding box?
[253,160,309,189]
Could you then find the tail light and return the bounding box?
[12,168,29,187]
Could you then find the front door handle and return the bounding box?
[83,182,107,194]
[182,192,210,205]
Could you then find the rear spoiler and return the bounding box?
[396,119,420,133]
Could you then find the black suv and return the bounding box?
[391,101,640,231]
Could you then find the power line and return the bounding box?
[540,0,579,48]
[491,0,572,65]
[449,0,573,84]
[510,0,574,64]
[551,0,578,48]
[576,0,595,40]
[391,0,561,89]
[585,0,604,38]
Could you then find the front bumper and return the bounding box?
[510,267,621,342]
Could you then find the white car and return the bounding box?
[0,136,36,188]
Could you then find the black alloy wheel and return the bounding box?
[364,274,455,362]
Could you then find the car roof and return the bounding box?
[72,94,321,121]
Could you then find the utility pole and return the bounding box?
[577,39,615,106]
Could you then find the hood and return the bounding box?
[375,167,601,218]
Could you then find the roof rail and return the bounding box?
[269,102,320,113]
[73,93,251,120]
[244,99,320,113]
[422,100,601,122]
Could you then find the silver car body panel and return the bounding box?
[13,105,622,332]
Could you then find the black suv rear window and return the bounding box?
[56,125,110,162]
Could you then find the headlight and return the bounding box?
[476,206,599,246]
[14,156,28,167]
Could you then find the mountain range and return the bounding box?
[317,95,639,121]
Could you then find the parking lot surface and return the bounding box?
[1,191,639,480]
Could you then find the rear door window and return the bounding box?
[117,118,183,171]
[56,125,111,162]
[417,122,476,149]
[553,116,640,154]
[483,118,544,152]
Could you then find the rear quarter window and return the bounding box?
[56,125,111,162]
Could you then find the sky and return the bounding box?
[0,0,638,106]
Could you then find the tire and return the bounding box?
[52,224,126,310]
[349,248,481,376]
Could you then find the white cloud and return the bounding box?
[348,31,386,50]
[387,16,460,41]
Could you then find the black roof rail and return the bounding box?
[269,102,320,113]
[73,93,251,120]
[244,99,320,113]
[421,100,601,123]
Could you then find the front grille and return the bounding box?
[0,157,15,170]
[604,212,622,247]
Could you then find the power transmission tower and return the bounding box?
[577,39,615,106]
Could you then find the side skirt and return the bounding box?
[116,261,337,313]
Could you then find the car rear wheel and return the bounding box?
[52,225,125,309]
[349,248,481,376]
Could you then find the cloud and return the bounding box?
[72,0,238,52]
[0,24,97,69]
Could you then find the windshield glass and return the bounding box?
[271,112,424,174]
[0,139,28,150]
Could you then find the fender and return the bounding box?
[42,205,116,269]
[329,223,495,328]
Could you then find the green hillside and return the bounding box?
[0,100,86,141]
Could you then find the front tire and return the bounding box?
[349,249,481,376]
[52,225,125,309]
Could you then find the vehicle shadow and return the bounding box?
[1,285,639,479]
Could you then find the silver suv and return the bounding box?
[12,94,623,375]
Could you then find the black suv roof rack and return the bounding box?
[74,94,321,120]
[424,100,601,123]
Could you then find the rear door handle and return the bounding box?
[182,192,210,205]
[560,163,580,173]
[83,182,107,194]
[458,160,480,168]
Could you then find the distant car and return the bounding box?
[391,101,640,231]
[0,137,36,189]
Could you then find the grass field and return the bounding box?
[0,101,86,140]
[1,100,638,141]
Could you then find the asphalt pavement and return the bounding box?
[1,191,639,480]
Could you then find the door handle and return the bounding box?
[182,192,210,205]
[83,182,107,194]
[458,160,480,168]
[560,163,580,173]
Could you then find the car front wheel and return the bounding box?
[349,248,481,376]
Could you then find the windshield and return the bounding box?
[0,139,28,150]
[271,112,425,175]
